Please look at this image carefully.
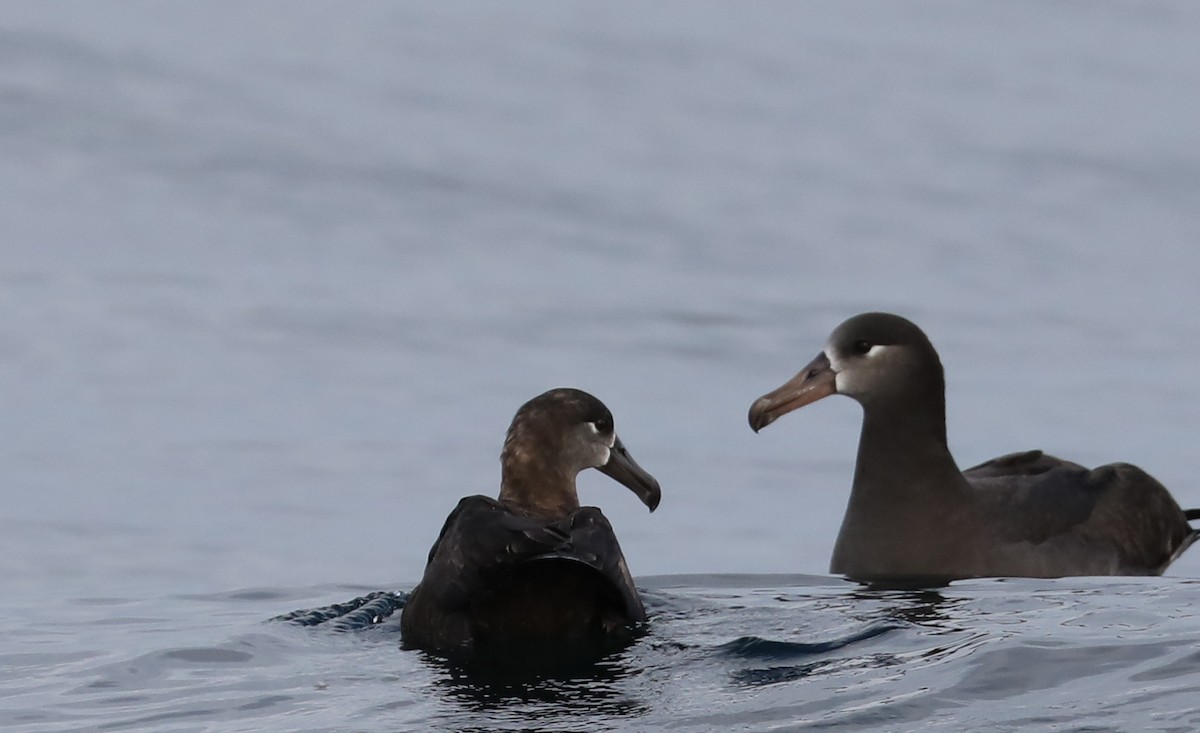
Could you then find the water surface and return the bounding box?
[3,2,1200,730]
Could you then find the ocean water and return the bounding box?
[3,2,1200,730]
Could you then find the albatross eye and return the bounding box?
[591,416,612,433]
[851,340,872,355]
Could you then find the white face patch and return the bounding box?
[577,422,615,470]
[830,343,889,396]
[826,345,855,396]
[595,429,615,467]
[833,369,855,395]
[825,342,845,373]
[586,421,615,448]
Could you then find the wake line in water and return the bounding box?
[272,590,408,631]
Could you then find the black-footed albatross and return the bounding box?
[401,388,661,662]
[748,312,1199,583]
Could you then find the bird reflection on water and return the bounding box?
[848,587,959,628]
[429,650,652,729]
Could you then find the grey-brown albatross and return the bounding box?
[401,388,661,663]
[748,312,1199,583]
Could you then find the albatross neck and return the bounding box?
[850,392,969,506]
[830,395,978,577]
[498,460,581,520]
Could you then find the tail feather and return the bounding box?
[1163,528,1200,573]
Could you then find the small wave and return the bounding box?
[717,621,904,660]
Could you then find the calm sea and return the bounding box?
[4,2,1200,730]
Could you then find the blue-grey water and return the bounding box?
[4,2,1200,730]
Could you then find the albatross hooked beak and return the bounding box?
[598,435,662,512]
[748,351,837,433]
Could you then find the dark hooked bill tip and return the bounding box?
[598,436,661,512]
[747,397,777,433]
[747,351,837,433]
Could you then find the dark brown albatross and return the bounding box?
[748,312,1199,583]
[400,388,660,663]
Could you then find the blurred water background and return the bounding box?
[4,2,1200,730]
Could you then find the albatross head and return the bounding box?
[748,312,944,432]
[500,388,661,516]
